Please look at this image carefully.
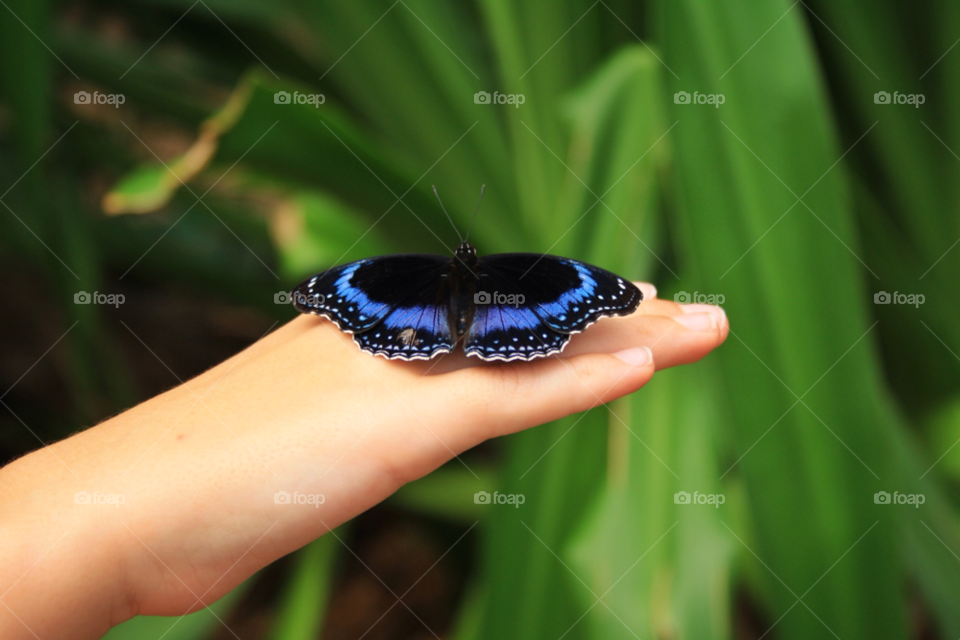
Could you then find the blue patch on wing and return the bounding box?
[531,260,638,333]
[292,260,392,332]
[354,304,454,360]
[464,305,570,361]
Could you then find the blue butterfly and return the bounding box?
[291,188,642,361]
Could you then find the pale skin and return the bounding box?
[0,284,728,640]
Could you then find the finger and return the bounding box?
[435,347,656,439]
[562,305,727,369]
[631,283,728,327]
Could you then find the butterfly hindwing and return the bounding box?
[354,302,454,360]
[292,255,456,360]
[464,304,570,361]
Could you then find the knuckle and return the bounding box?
[477,361,527,399]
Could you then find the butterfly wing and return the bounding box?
[292,255,456,360]
[464,253,641,361]
[464,304,571,361]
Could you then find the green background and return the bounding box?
[1,0,959,638]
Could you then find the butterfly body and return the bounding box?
[446,242,480,339]
[292,241,641,362]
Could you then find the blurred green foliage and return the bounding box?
[2,0,960,638]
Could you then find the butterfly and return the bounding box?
[290,187,642,361]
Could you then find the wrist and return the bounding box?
[0,445,134,639]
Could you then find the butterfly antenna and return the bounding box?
[464,184,485,243]
[432,185,463,243]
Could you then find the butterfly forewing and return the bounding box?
[478,254,640,330]
[462,254,641,361]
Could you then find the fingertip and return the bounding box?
[634,282,657,300]
[691,303,728,343]
[673,312,716,332]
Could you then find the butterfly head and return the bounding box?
[455,241,478,260]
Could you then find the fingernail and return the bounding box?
[674,312,716,331]
[613,346,653,367]
[634,282,657,300]
[680,303,725,330]
[715,306,727,330]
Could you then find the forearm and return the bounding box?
[0,318,402,638]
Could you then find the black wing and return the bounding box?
[292,255,456,360]
[463,253,641,361]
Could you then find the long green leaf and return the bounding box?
[662,0,907,637]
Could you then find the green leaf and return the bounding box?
[388,462,495,523]
[568,365,733,640]
[268,534,340,640]
[271,189,391,280]
[662,0,907,637]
